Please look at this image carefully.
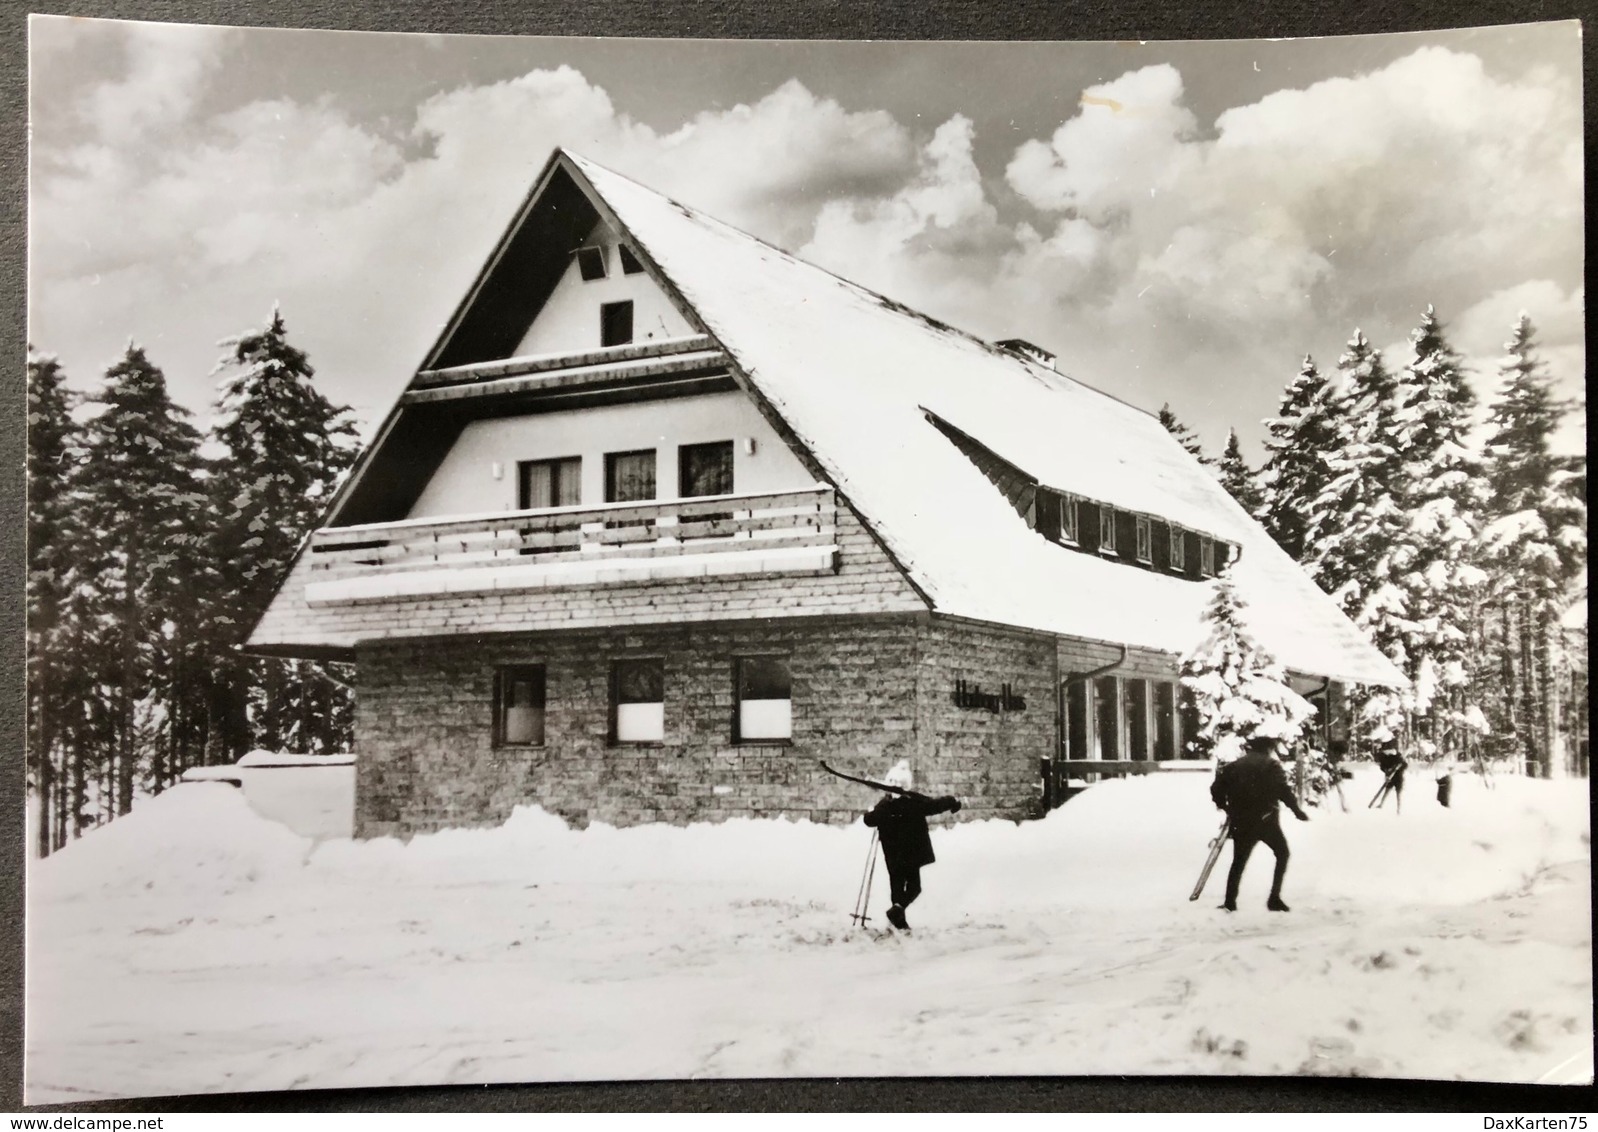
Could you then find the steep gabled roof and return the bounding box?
[559,152,1402,687]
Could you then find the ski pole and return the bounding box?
[851,830,879,926]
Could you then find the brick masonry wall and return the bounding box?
[251,501,924,655]
[355,615,927,838]
[352,611,1185,839]
[913,618,1059,823]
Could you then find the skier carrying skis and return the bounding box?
[1210,735,1309,913]
[861,761,961,931]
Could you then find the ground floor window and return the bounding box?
[735,656,792,742]
[1065,679,1089,759]
[611,657,664,743]
[1093,675,1119,759]
[1123,678,1150,759]
[1154,681,1178,760]
[495,665,546,747]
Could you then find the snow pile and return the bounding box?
[35,783,311,903]
[26,767,1590,1100]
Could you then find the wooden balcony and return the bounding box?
[303,486,839,604]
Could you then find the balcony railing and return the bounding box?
[305,486,838,593]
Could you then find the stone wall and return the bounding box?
[355,615,924,837]
[352,613,1191,839]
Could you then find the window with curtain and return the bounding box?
[495,665,546,747]
[679,441,735,498]
[605,449,656,503]
[518,457,581,509]
[735,656,792,742]
[611,658,664,743]
[1099,507,1118,554]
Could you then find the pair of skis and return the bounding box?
[1189,817,1231,901]
[823,761,910,931]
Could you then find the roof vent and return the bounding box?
[995,338,1056,371]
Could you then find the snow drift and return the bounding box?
[26,765,1592,1100]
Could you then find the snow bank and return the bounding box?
[26,765,1590,1098]
[33,783,312,904]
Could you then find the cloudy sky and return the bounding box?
[27,18,1585,456]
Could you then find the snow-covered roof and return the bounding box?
[562,154,1402,688]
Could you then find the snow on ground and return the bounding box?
[25,766,1592,1101]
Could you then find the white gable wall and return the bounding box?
[407,389,815,519]
[512,223,693,358]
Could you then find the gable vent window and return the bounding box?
[1099,506,1118,555]
[1135,516,1153,563]
[618,245,646,275]
[1200,537,1216,578]
[601,300,634,347]
[575,246,607,282]
[1169,526,1186,571]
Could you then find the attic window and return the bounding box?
[1200,537,1216,577]
[1135,516,1153,563]
[1060,495,1079,544]
[1169,526,1186,571]
[1099,507,1118,555]
[619,245,645,275]
[576,246,608,282]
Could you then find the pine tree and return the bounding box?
[1481,315,1587,776]
[1303,330,1409,749]
[1258,355,1342,563]
[75,344,206,817]
[206,308,358,760]
[1217,429,1265,518]
[1180,569,1315,768]
[1387,306,1488,757]
[1159,403,1211,466]
[26,349,83,854]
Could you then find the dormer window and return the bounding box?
[1169,526,1186,571]
[1060,494,1079,545]
[575,246,607,281]
[1200,537,1216,577]
[618,245,645,275]
[1099,506,1118,555]
[1135,516,1152,563]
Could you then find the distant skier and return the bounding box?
[1210,735,1309,913]
[861,760,961,931]
[1374,743,1408,811]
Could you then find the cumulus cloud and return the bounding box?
[28,36,1584,458]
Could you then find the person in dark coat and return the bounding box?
[862,760,961,930]
[1210,735,1309,912]
[1376,742,1408,810]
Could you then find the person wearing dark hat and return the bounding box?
[1209,734,1310,912]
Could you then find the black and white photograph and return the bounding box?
[20,15,1590,1103]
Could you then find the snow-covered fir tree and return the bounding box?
[1387,306,1488,757]
[206,308,358,760]
[1217,429,1265,518]
[1303,330,1408,746]
[1158,403,1211,466]
[26,349,83,854]
[75,344,206,817]
[1480,314,1587,776]
[1258,355,1343,563]
[1180,568,1314,772]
